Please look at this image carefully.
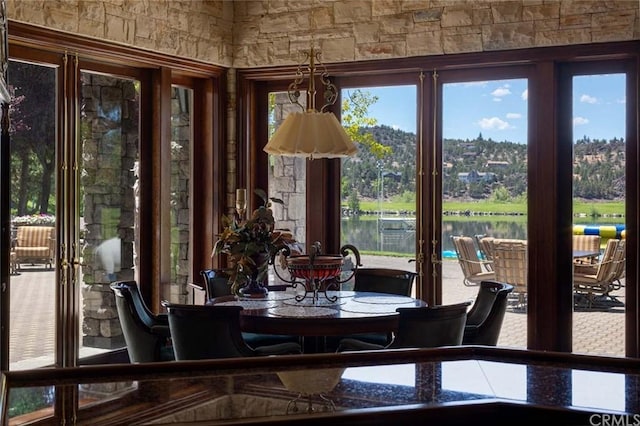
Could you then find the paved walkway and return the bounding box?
[359,255,625,357]
[7,256,625,369]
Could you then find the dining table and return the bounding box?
[572,249,601,259]
[210,289,426,352]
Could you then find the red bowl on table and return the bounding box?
[286,255,344,282]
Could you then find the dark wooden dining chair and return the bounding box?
[462,280,514,346]
[110,281,174,363]
[199,269,300,348]
[353,267,417,296]
[200,268,291,299]
[324,267,418,351]
[163,303,302,360]
[200,269,233,300]
[336,301,471,352]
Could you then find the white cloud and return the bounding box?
[521,89,528,100]
[506,112,522,119]
[573,116,589,126]
[616,97,626,104]
[478,117,510,130]
[491,87,511,97]
[580,94,597,104]
[493,98,502,102]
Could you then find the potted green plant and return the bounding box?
[212,188,300,296]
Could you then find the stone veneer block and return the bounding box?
[443,31,483,54]
[323,37,356,62]
[407,31,444,56]
[482,21,535,51]
[334,0,373,24]
[523,3,560,21]
[491,2,524,23]
[441,7,474,27]
[535,28,592,47]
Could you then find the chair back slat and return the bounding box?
[595,239,619,282]
[491,240,527,295]
[612,239,626,282]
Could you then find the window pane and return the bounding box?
[340,86,417,289]
[572,73,626,357]
[8,60,57,369]
[268,91,307,284]
[80,72,141,358]
[164,85,192,303]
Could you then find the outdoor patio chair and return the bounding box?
[611,239,626,291]
[110,281,174,363]
[13,225,55,271]
[463,280,514,346]
[490,239,528,309]
[574,239,621,308]
[475,235,494,271]
[572,235,601,265]
[336,301,471,352]
[451,236,495,286]
[164,303,302,360]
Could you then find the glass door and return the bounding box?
[440,76,529,349]
[5,56,145,368]
[3,53,144,422]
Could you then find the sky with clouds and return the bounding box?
[346,73,625,144]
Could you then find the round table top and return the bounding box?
[211,290,426,337]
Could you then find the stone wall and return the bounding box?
[6,0,234,67]
[233,0,640,67]
[7,1,639,68]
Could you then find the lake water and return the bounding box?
[342,217,624,258]
[341,218,528,258]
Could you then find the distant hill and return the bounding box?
[342,126,625,202]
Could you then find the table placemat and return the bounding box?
[268,306,337,317]
[340,303,400,314]
[217,300,277,309]
[352,296,416,305]
[265,292,297,301]
[325,290,356,298]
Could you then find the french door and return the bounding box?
[2,52,145,371]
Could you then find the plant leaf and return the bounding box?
[254,188,268,205]
[269,197,284,205]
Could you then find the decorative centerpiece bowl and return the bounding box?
[273,242,361,304]
[286,254,344,282]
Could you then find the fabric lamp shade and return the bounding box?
[264,110,357,159]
